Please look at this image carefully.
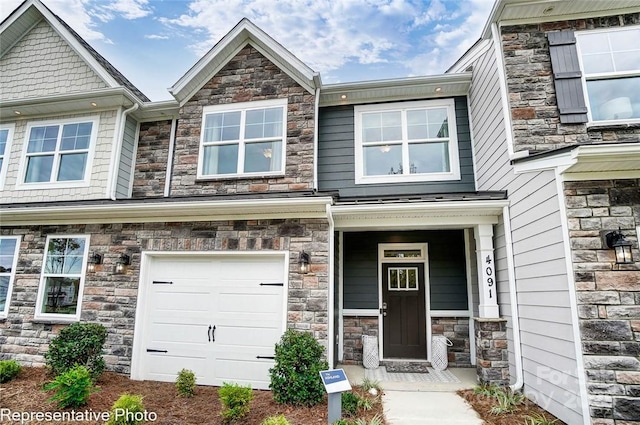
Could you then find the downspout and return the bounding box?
[313,87,320,192]
[326,203,335,367]
[164,118,178,197]
[503,205,524,391]
[110,103,139,200]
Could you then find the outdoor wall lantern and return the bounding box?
[87,253,103,273]
[115,253,131,274]
[299,250,310,274]
[605,229,634,265]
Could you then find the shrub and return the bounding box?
[354,415,384,425]
[44,322,107,379]
[0,359,22,383]
[269,329,328,406]
[218,382,253,423]
[175,368,196,397]
[359,378,382,394]
[525,413,559,425]
[489,389,525,415]
[43,365,94,408]
[106,394,146,425]
[473,383,502,398]
[260,414,291,425]
[341,392,360,417]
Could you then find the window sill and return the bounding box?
[196,173,285,182]
[32,317,80,325]
[355,173,461,185]
[15,180,91,191]
[586,121,640,131]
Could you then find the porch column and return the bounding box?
[474,224,499,318]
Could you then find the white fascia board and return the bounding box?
[513,151,575,175]
[447,39,492,74]
[0,197,333,225]
[170,19,317,104]
[332,200,508,230]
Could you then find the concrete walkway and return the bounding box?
[342,365,483,425]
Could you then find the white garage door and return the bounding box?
[136,254,286,390]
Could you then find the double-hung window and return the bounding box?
[35,235,89,321]
[575,26,640,123]
[0,123,15,188]
[0,236,21,319]
[198,99,287,178]
[21,117,97,186]
[354,99,460,184]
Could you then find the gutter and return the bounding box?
[502,205,524,391]
[109,103,139,200]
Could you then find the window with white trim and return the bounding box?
[354,99,460,184]
[198,99,287,178]
[0,123,15,188]
[21,118,98,185]
[35,235,89,320]
[576,26,640,123]
[0,236,20,318]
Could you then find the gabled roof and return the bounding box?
[0,0,149,102]
[169,18,320,105]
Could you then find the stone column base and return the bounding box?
[474,318,510,387]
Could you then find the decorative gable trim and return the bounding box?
[169,18,320,105]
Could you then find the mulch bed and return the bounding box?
[0,367,385,425]
[458,389,566,425]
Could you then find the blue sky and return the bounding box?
[0,0,494,101]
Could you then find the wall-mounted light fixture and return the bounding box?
[115,253,131,274]
[87,253,103,273]
[299,251,310,274]
[605,229,634,265]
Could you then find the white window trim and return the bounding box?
[15,116,99,190]
[0,123,15,190]
[34,234,90,322]
[0,236,21,319]
[354,99,460,185]
[197,98,287,180]
[575,26,640,126]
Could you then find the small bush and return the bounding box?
[525,413,559,425]
[269,329,328,406]
[44,322,107,379]
[0,359,22,383]
[43,365,94,408]
[473,383,502,398]
[175,369,196,397]
[341,392,360,417]
[489,389,525,415]
[359,378,382,393]
[218,382,253,423]
[106,394,146,425]
[260,414,291,425]
[354,415,384,425]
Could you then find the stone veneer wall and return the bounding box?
[432,317,471,367]
[0,219,329,373]
[132,120,172,198]
[475,318,509,387]
[170,46,314,196]
[341,316,471,367]
[565,179,640,423]
[501,13,640,153]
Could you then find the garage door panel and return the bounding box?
[214,358,273,389]
[140,255,286,390]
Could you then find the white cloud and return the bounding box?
[103,0,151,20]
[144,34,169,40]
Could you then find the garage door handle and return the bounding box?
[212,325,216,342]
[256,356,275,360]
[146,349,167,353]
[208,325,212,342]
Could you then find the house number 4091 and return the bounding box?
[485,255,494,299]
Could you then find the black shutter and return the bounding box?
[547,30,589,124]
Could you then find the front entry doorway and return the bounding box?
[379,243,429,360]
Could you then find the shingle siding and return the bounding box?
[0,20,107,101]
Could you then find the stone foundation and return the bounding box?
[342,316,472,367]
[431,316,472,367]
[0,218,329,373]
[474,318,509,386]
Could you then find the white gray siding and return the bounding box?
[115,116,138,198]
[469,40,583,424]
[0,20,107,101]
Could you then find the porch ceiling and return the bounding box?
[331,199,508,230]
